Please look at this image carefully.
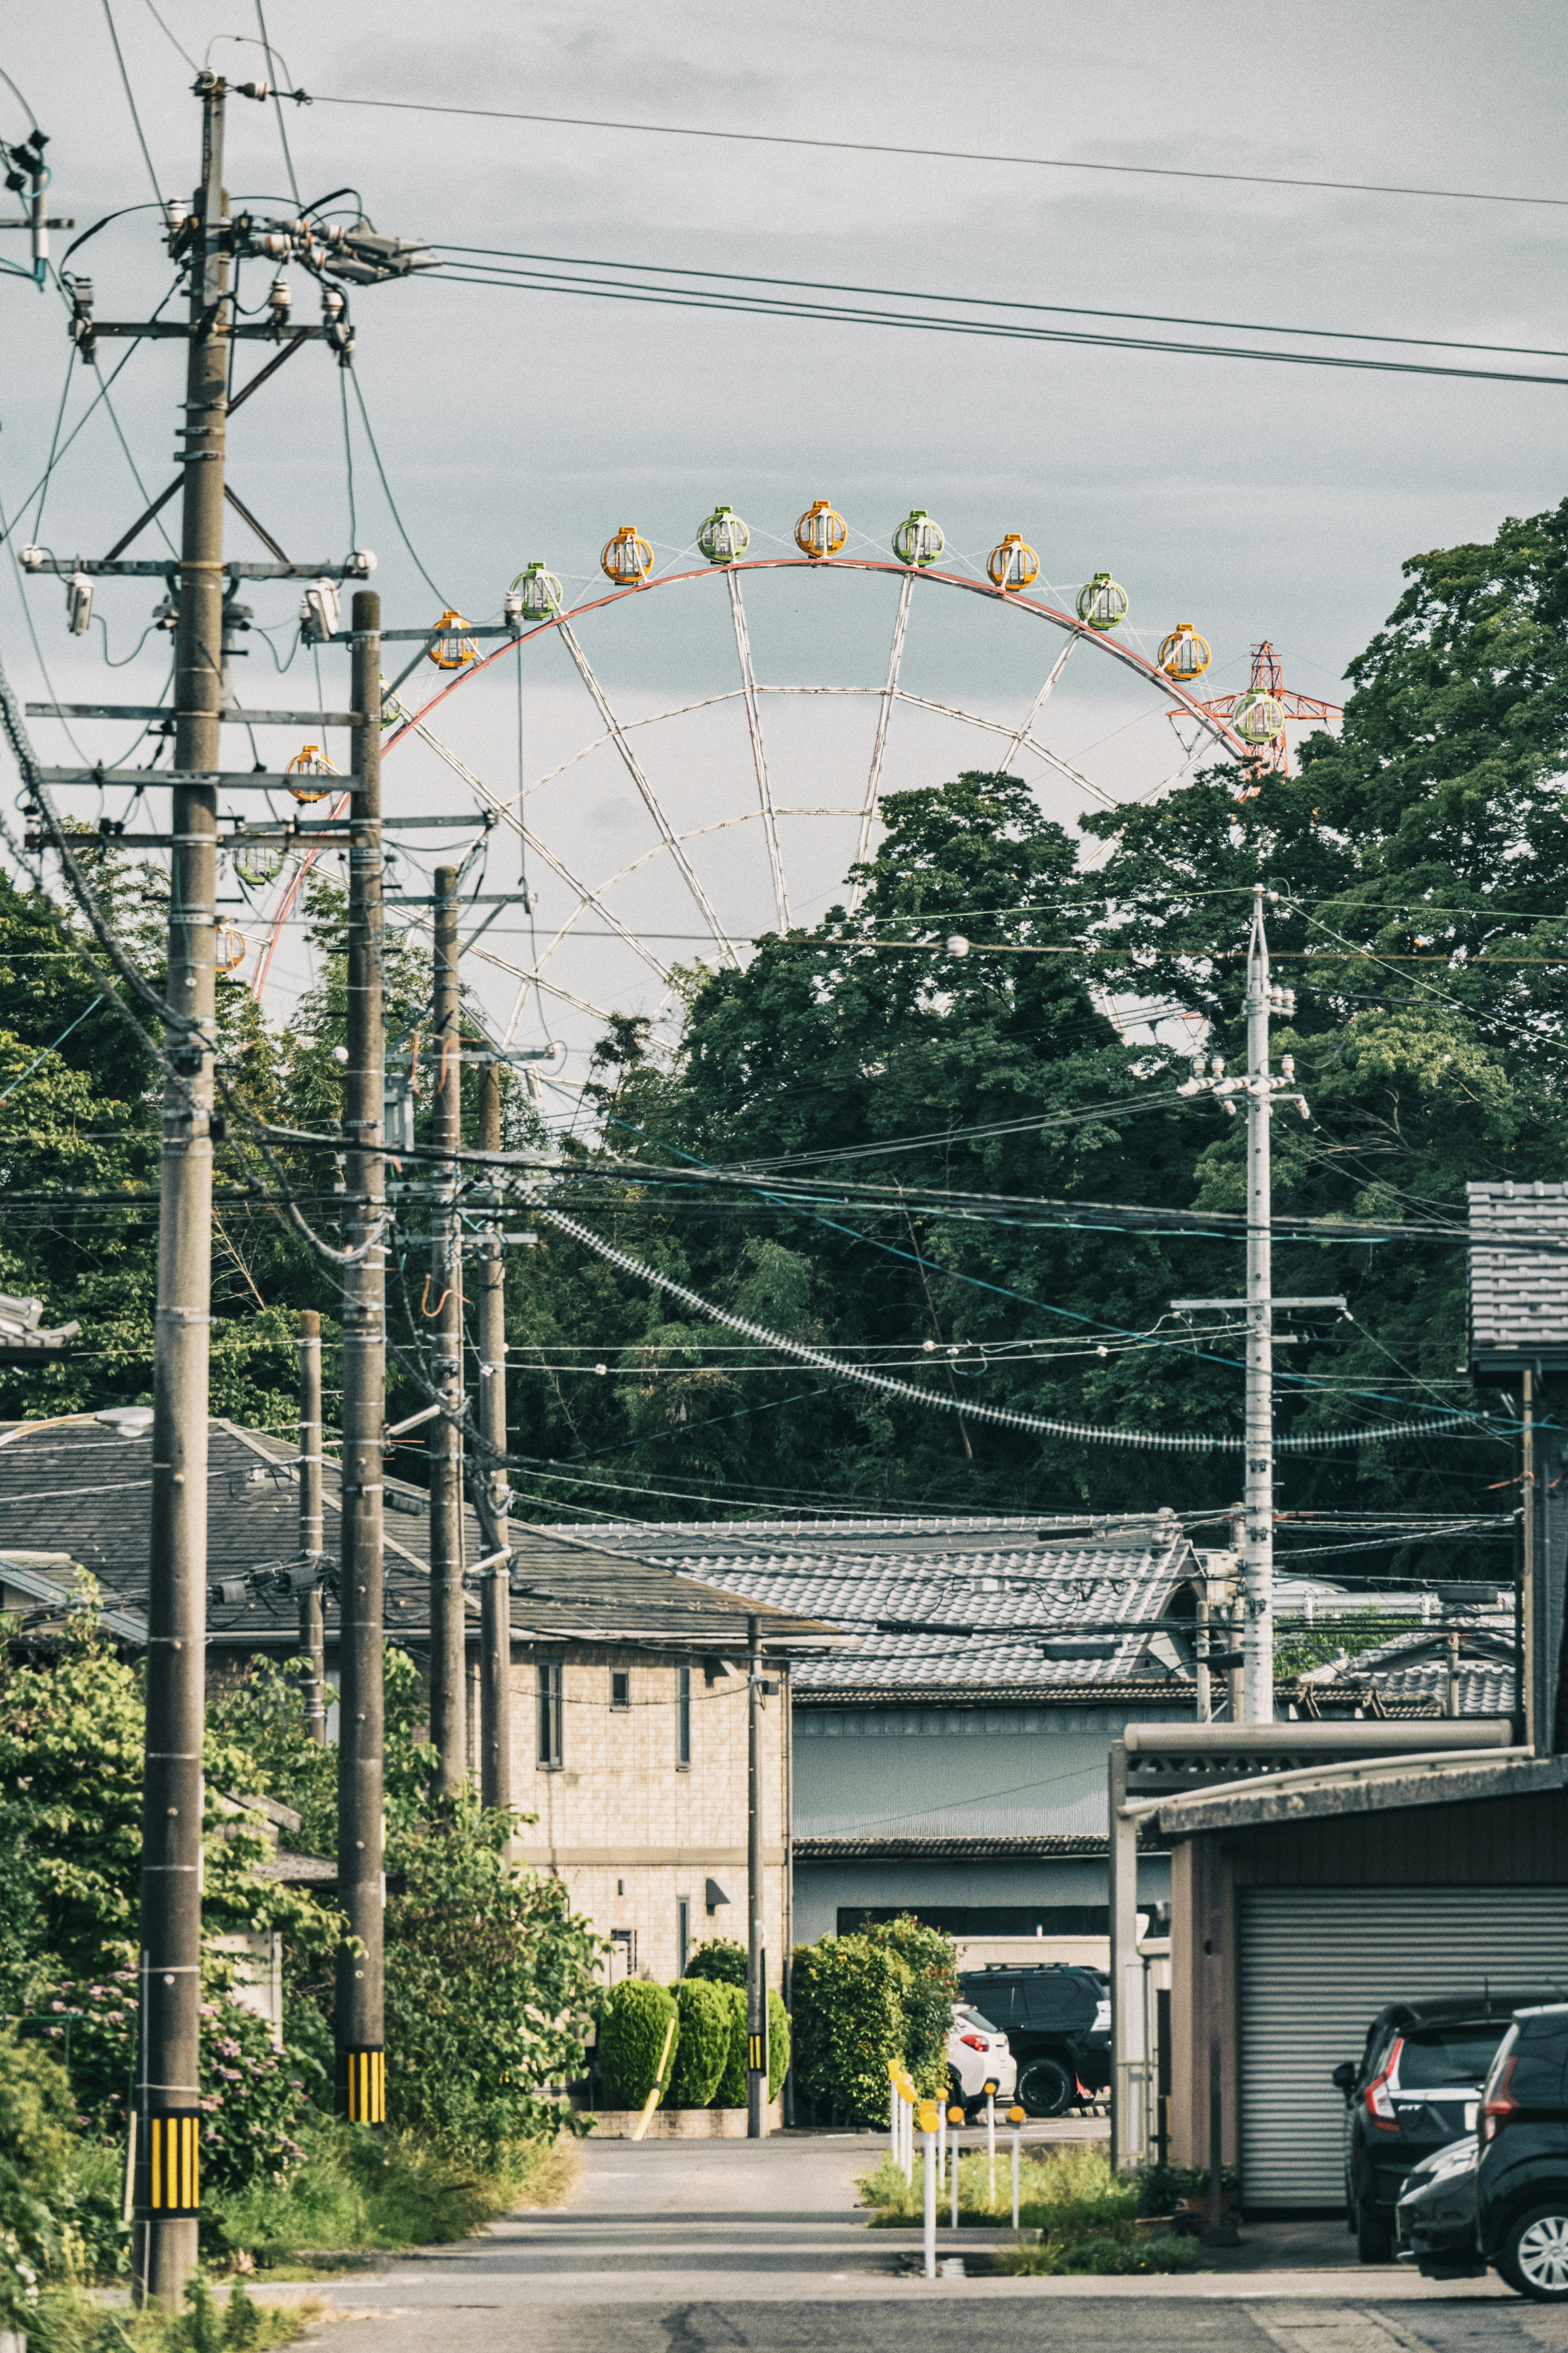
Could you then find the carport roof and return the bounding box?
[1134,1742,1562,1838]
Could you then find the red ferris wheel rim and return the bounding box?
[382,556,1250,761]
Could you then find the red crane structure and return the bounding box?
[1176,641,1341,781]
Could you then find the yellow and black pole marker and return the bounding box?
[746,1615,768,2138]
[341,2046,386,2125]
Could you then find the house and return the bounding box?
[561,1510,1206,1966]
[0,1416,835,1991]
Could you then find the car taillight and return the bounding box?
[1481,2054,1519,2143]
[959,2034,988,2052]
[1364,2036,1402,2132]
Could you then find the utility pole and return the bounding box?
[298,1309,326,1740]
[1174,889,1331,1726]
[746,1615,768,2139]
[477,1061,512,1810]
[335,587,386,2127]
[428,867,466,1795]
[133,71,227,2312]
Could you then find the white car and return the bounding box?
[947,2003,1018,2109]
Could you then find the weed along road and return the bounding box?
[270,2134,1563,2353]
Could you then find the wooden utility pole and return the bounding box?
[334,588,387,2127]
[298,1310,326,1740]
[428,867,466,1794]
[477,1060,512,1809]
[133,69,226,2311]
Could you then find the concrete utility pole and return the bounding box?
[428,867,466,1795]
[133,69,227,2311]
[477,1060,512,1809]
[746,1615,768,2139]
[1175,889,1330,1726]
[298,1310,326,1741]
[335,588,387,2127]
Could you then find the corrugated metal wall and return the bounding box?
[1238,1885,1568,2207]
[794,1707,1134,1839]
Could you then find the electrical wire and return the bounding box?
[253,0,303,210]
[438,245,1568,366]
[100,0,165,206]
[423,264,1568,391]
[302,93,1568,212]
[345,369,449,604]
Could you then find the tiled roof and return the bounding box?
[1468,1181,1568,1361]
[794,1833,1117,1861]
[557,1513,1195,1694]
[0,1421,830,1653]
[1307,1623,1518,1720]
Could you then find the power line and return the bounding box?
[302,91,1568,212]
[438,245,1568,365]
[345,368,450,605]
[423,264,1568,390]
[100,0,165,206]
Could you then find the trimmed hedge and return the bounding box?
[711,1983,748,2108]
[767,1987,790,2102]
[598,1979,677,2108]
[667,1978,731,2109]
[684,1938,747,1987]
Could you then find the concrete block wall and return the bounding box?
[510,1643,789,1989]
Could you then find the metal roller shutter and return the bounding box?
[1238,1885,1568,2208]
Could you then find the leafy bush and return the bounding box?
[666,1979,730,2110]
[383,1795,599,2157]
[862,1915,956,2096]
[0,2027,76,2330]
[21,1978,314,2205]
[767,1988,790,2102]
[597,1981,678,2109]
[791,1934,911,2126]
[710,1984,748,2109]
[683,1938,747,1988]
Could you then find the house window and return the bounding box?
[611,1668,630,1711]
[537,1661,563,1769]
[676,1664,691,1769]
[677,1897,690,1978]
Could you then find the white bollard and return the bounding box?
[920,2103,939,2279]
[949,2105,963,2229]
[986,2085,997,2211]
[1009,2104,1025,2232]
[937,2100,946,2197]
[889,2068,900,2164]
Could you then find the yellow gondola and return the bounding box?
[427,611,477,669]
[795,499,846,560]
[286,744,337,805]
[1159,622,1211,682]
[986,533,1039,592]
[601,526,654,586]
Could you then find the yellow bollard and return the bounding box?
[918,2101,940,2279]
[984,2080,998,2210]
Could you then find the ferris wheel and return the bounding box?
[247,499,1249,1076]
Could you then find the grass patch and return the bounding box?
[209,2117,582,2273]
[857,2143,1204,2275]
[26,2277,326,2353]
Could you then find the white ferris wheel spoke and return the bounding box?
[383,695,670,988]
[849,570,914,908]
[726,571,790,933]
[998,637,1076,773]
[555,617,741,968]
[888,689,1120,810]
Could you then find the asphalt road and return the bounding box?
[296,2133,1566,2353]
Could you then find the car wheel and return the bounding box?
[1356,2202,1394,2263]
[1018,2057,1073,2118]
[1499,2206,1568,2300]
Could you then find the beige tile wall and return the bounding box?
[511,1644,789,1989]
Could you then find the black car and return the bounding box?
[1477,2002,1568,2300]
[1396,2134,1482,2278]
[957,1964,1110,2117]
[1333,1995,1545,2262]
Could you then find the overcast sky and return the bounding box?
[3,1,1565,1060]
